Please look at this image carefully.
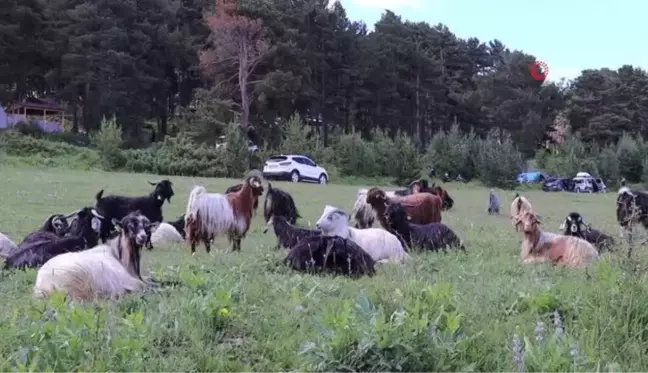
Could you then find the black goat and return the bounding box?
[168,214,186,239]
[283,235,376,278]
[94,180,174,247]
[16,213,75,250]
[225,183,259,211]
[263,182,301,224]
[5,207,104,269]
[384,202,465,252]
[561,212,614,253]
[263,215,320,249]
[616,186,648,246]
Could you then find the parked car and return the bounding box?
[572,172,607,193]
[542,177,574,192]
[262,154,328,184]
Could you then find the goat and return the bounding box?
[226,183,260,212]
[185,171,264,253]
[262,215,320,249]
[514,211,599,268]
[316,205,408,263]
[151,215,186,246]
[488,189,500,215]
[94,180,174,249]
[510,193,534,231]
[351,189,375,228]
[283,235,376,278]
[384,203,464,252]
[560,212,614,253]
[33,212,160,301]
[616,187,648,246]
[5,207,105,269]
[425,183,454,210]
[366,187,442,230]
[0,232,17,259]
[263,182,301,224]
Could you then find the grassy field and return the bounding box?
[1,165,647,372]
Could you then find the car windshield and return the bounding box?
[268,156,288,162]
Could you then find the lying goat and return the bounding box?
[515,211,599,268]
[264,183,301,224]
[95,180,174,247]
[316,205,408,263]
[5,207,104,269]
[263,215,320,249]
[384,203,464,252]
[151,215,186,246]
[283,235,376,278]
[34,212,159,301]
[17,213,72,249]
[560,212,614,253]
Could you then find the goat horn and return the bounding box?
[64,209,82,219]
[91,209,105,219]
[147,181,158,185]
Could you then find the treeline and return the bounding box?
[3,0,648,150]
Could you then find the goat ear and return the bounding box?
[559,222,565,230]
[148,181,157,186]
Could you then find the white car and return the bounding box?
[262,154,328,184]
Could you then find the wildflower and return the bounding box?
[535,321,545,344]
[570,342,580,364]
[553,310,564,340]
[218,307,230,317]
[511,333,525,373]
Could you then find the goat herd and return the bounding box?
[0,171,644,301]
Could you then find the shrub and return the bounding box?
[425,125,476,180]
[333,132,371,177]
[222,124,251,178]
[93,116,125,171]
[389,133,421,186]
[475,129,524,189]
[617,133,644,183]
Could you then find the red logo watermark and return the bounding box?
[529,60,549,81]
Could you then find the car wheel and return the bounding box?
[318,174,327,184]
[291,170,300,183]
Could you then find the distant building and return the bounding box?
[5,97,68,132]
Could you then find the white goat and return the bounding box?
[33,213,158,301]
[150,222,184,245]
[351,188,396,229]
[0,232,17,259]
[316,205,408,264]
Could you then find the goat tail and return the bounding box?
[186,185,208,219]
[95,189,104,202]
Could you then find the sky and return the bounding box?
[336,0,647,82]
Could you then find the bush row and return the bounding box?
[3,115,648,188]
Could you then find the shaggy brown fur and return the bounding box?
[366,187,442,230]
[226,175,264,251]
[515,211,599,268]
[510,193,534,232]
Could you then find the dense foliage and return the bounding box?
[1,0,646,185]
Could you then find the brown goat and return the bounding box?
[185,172,264,253]
[366,187,442,230]
[510,193,534,231]
[515,211,599,268]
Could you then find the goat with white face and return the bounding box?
[560,212,615,253]
[315,205,408,264]
[33,212,159,301]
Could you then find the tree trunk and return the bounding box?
[239,41,250,132]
